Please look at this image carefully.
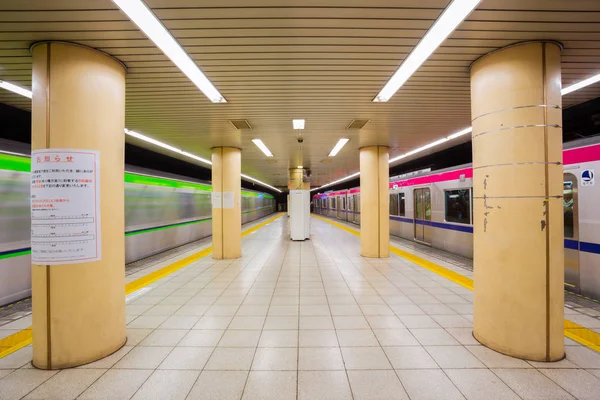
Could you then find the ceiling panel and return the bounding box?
[0,0,599,188]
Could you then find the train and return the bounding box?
[0,147,276,306]
[313,137,600,300]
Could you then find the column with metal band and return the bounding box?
[359,145,390,258]
[470,41,564,361]
[289,168,309,190]
[211,147,242,259]
[31,41,127,369]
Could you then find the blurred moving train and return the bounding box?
[0,147,276,306]
[314,137,600,300]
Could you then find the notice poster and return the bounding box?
[30,149,101,265]
[212,192,222,208]
[222,191,234,209]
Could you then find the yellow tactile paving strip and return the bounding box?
[312,214,600,354]
[0,213,284,360]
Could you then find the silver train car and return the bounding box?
[314,137,600,300]
[0,151,276,306]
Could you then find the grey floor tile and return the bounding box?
[465,345,531,369]
[299,316,335,330]
[251,347,297,370]
[410,328,460,345]
[298,371,353,400]
[79,369,153,400]
[425,346,485,369]
[539,369,600,400]
[131,370,199,400]
[0,346,32,369]
[23,369,105,400]
[113,346,173,369]
[373,329,419,346]
[193,316,232,330]
[588,369,600,379]
[341,346,392,369]
[397,369,465,400]
[78,346,134,369]
[204,347,255,370]
[336,329,379,347]
[126,329,154,346]
[139,329,188,346]
[384,346,438,369]
[218,330,261,347]
[0,369,57,400]
[159,347,213,370]
[492,368,575,400]
[179,330,224,347]
[431,315,472,328]
[366,316,406,329]
[445,328,480,345]
[299,347,345,370]
[0,369,13,379]
[242,371,296,400]
[347,370,409,400]
[127,315,168,329]
[159,316,200,330]
[229,316,266,330]
[185,370,248,400]
[299,330,339,347]
[333,316,370,329]
[399,315,440,329]
[445,369,520,400]
[565,345,600,369]
[263,316,299,330]
[259,330,298,347]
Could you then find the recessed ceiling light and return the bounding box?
[293,119,305,130]
[112,0,226,103]
[0,80,32,98]
[373,0,481,102]
[252,139,274,157]
[329,138,350,157]
[562,72,600,95]
[297,165,303,169]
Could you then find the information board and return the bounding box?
[30,149,102,265]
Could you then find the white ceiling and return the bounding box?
[0,0,599,189]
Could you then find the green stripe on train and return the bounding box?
[0,249,31,260]
[0,153,274,199]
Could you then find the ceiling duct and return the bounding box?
[346,119,370,130]
[229,119,252,130]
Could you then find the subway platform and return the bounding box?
[0,214,599,400]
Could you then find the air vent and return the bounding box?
[229,119,252,130]
[267,159,278,164]
[346,119,370,130]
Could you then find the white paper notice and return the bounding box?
[212,192,222,208]
[223,191,234,209]
[30,149,101,265]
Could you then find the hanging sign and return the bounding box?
[30,149,101,265]
[581,169,594,187]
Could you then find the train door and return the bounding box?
[355,194,360,224]
[564,173,580,292]
[348,195,354,222]
[414,188,432,244]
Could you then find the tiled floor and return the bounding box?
[1,215,600,400]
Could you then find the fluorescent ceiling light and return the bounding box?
[0,80,32,98]
[293,119,305,129]
[389,126,472,164]
[125,129,281,192]
[311,172,360,192]
[112,0,226,103]
[329,138,350,157]
[252,139,274,157]
[373,0,481,102]
[562,72,600,95]
[297,165,303,169]
[241,173,282,193]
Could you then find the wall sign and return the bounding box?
[582,169,594,187]
[31,149,101,265]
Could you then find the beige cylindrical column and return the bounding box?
[359,146,389,258]
[212,147,242,259]
[31,42,126,369]
[289,168,310,190]
[471,41,564,361]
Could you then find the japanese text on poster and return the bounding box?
[31,149,101,264]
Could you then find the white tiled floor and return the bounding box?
[1,215,600,399]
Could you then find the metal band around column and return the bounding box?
[472,104,561,122]
[472,123,562,139]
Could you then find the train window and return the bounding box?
[389,194,399,216]
[445,189,471,225]
[332,197,337,209]
[564,181,574,238]
[399,193,405,216]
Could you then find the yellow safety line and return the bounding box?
[0,213,284,360]
[312,214,600,353]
